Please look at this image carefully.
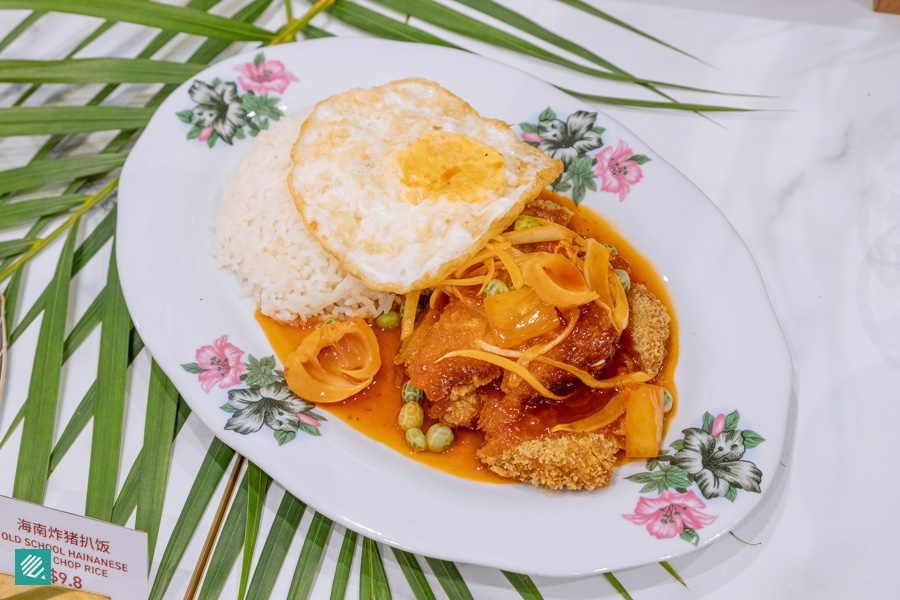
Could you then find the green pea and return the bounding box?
[615,269,631,294]
[375,310,400,329]
[405,428,427,452]
[514,216,541,230]
[398,402,424,431]
[484,279,509,297]
[601,242,618,255]
[402,381,424,404]
[426,423,455,452]
[662,388,674,412]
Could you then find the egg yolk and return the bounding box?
[398,132,506,205]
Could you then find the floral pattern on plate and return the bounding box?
[519,108,650,203]
[181,335,324,445]
[175,52,298,147]
[623,409,765,546]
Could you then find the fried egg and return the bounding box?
[288,78,563,293]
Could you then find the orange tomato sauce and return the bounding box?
[257,194,678,483]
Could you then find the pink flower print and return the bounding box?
[711,413,726,437]
[297,413,321,428]
[234,60,298,95]
[195,335,246,393]
[197,126,214,142]
[594,140,644,201]
[623,490,716,540]
[520,131,542,143]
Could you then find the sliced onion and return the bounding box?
[475,339,523,358]
[517,308,579,366]
[608,269,629,331]
[477,258,496,296]
[522,252,598,309]
[486,242,525,290]
[436,349,568,400]
[551,390,626,433]
[400,289,421,341]
[500,223,577,245]
[484,286,560,348]
[584,238,612,302]
[533,356,654,389]
[430,286,446,309]
[584,238,629,331]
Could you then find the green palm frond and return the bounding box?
[0,0,745,597]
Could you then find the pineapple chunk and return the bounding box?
[624,384,665,458]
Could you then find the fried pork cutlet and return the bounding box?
[476,286,672,490]
[500,300,620,404]
[626,283,671,376]
[520,197,574,226]
[475,387,624,490]
[480,432,623,490]
[398,298,500,428]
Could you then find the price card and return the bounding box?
[0,495,147,599]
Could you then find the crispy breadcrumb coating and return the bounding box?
[626,283,671,376]
[477,433,622,490]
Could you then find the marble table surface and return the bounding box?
[1,1,898,598]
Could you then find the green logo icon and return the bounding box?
[15,548,51,585]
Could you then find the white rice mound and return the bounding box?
[215,110,395,322]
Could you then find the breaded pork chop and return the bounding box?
[398,298,500,428]
[475,387,623,490]
[476,286,672,490]
[500,300,620,403]
[626,284,671,376]
[479,432,622,490]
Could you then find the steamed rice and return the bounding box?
[214,110,395,322]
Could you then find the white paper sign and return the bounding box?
[0,495,147,599]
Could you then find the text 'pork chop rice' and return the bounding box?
[214,110,395,322]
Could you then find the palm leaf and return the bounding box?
[553,0,707,63]
[240,462,271,600]
[362,0,716,95]
[111,398,192,526]
[197,473,252,600]
[287,512,335,600]
[502,571,544,600]
[0,10,43,53]
[84,245,132,521]
[0,107,154,136]
[0,195,89,229]
[604,572,634,600]
[7,207,116,347]
[391,549,436,600]
[659,561,688,588]
[137,360,182,561]
[244,491,307,600]
[50,329,143,473]
[0,58,205,84]
[148,438,236,600]
[360,538,391,600]
[424,558,474,600]
[0,0,274,41]
[0,155,125,197]
[331,530,359,600]
[326,0,459,47]
[11,221,78,503]
[1,218,49,327]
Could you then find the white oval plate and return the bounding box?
[118,38,792,577]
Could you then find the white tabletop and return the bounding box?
[1,1,898,598]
